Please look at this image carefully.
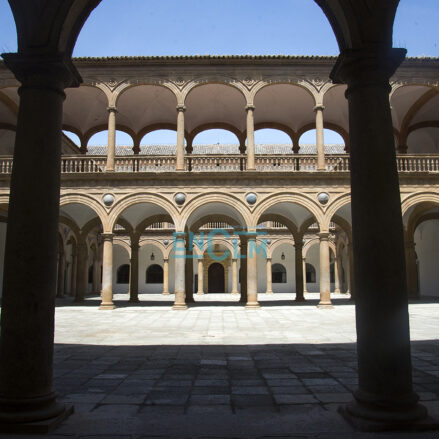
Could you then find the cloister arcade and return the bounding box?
[1,0,439,433]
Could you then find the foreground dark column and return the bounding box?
[294,241,305,302]
[0,54,80,431]
[332,48,428,430]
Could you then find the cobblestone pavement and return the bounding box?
[4,293,439,438]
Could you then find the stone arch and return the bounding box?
[84,124,136,147]
[402,192,439,216]
[267,237,296,258]
[59,193,108,231]
[251,81,317,105]
[322,193,352,231]
[180,193,251,232]
[109,193,179,233]
[182,78,249,104]
[139,238,168,259]
[115,81,179,108]
[252,193,324,231]
[113,238,131,258]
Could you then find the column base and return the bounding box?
[245,301,260,309]
[338,391,435,432]
[334,288,341,294]
[162,291,170,295]
[317,303,334,309]
[265,290,273,295]
[99,302,115,310]
[231,290,239,295]
[129,297,140,303]
[0,394,73,434]
[172,303,188,310]
[295,296,306,302]
[197,291,205,295]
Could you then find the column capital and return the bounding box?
[107,106,117,113]
[176,104,186,112]
[266,257,272,261]
[313,104,325,112]
[101,233,114,242]
[318,232,330,241]
[245,104,255,112]
[330,48,407,95]
[131,242,140,253]
[164,257,169,262]
[2,53,81,95]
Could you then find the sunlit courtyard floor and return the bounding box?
[7,293,439,438]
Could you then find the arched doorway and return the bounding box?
[208,263,225,293]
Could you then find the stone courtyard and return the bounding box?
[4,293,439,438]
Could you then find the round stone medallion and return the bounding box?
[174,193,186,206]
[102,194,115,207]
[246,192,257,205]
[317,192,330,205]
[163,239,169,246]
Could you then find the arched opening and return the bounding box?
[192,129,240,154]
[140,130,179,155]
[306,263,316,283]
[298,129,345,153]
[254,128,293,153]
[87,130,134,156]
[272,263,286,283]
[208,262,225,293]
[117,264,130,284]
[146,264,164,284]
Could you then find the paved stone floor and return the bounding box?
[4,293,439,438]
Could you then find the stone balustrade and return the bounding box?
[0,153,438,174]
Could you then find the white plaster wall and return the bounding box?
[113,244,130,294]
[0,223,7,297]
[305,244,320,292]
[138,244,167,294]
[415,220,439,297]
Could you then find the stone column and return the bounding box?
[106,106,117,172]
[405,240,419,299]
[315,105,326,171]
[239,238,248,304]
[129,241,139,303]
[70,248,77,297]
[173,232,187,309]
[74,241,88,303]
[185,236,194,303]
[246,233,260,309]
[302,257,308,294]
[176,105,186,171]
[57,252,66,298]
[332,48,426,428]
[0,54,79,425]
[334,254,341,294]
[92,257,100,294]
[197,258,204,295]
[162,258,170,295]
[318,232,332,307]
[231,258,239,295]
[347,242,353,296]
[99,233,115,310]
[265,257,273,294]
[295,242,305,301]
[246,105,256,170]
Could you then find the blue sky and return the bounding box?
[1,0,438,146]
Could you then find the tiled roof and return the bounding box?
[71,55,439,62]
[86,144,346,156]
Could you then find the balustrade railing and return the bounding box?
[0,154,438,175]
